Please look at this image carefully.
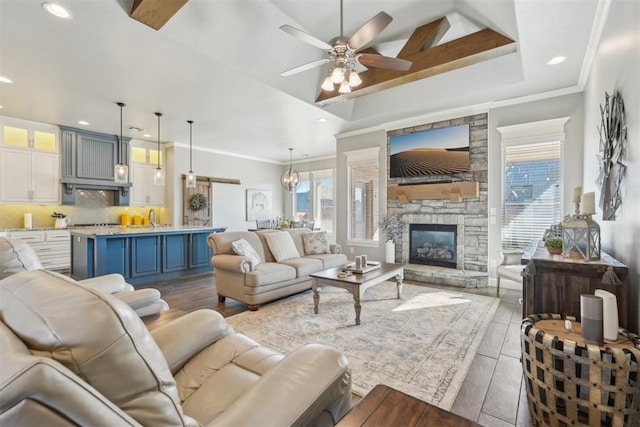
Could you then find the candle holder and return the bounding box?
[573,201,581,216]
[561,214,601,261]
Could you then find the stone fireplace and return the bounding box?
[409,223,457,268]
[387,113,488,288]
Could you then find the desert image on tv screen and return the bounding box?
[390,124,470,178]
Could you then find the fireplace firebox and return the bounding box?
[409,224,457,268]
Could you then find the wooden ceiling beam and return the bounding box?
[316,18,516,105]
[130,0,189,31]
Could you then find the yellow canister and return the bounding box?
[133,213,142,226]
[143,216,150,225]
[120,212,131,226]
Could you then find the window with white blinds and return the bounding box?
[501,140,562,249]
[344,147,380,243]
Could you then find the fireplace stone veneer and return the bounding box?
[387,113,488,288]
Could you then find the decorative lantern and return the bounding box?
[561,215,601,261]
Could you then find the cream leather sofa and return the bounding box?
[208,228,347,310]
[0,270,352,426]
[0,236,169,317]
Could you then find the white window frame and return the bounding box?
[294,168,335,238]
[497,117,569,250]
[344,147,381,248]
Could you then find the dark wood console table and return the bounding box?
[521,240,628,327]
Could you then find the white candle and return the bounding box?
[581,192,595,215]
[572,186,582,203]
[23,213,32,229]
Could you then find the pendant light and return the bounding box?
[114,102,128,184]
[153,112,165,186]
[185,120,196,188]
[280,148,300,192]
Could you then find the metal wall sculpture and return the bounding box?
[597,91,627,221]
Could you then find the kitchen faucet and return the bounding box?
[148,209,156,227]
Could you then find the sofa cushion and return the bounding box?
[264,231,300,262]
[231,238,262,269]
[0,237,43,279]
[245,262,297,288]
[280,257,324,277]
[0,270,187,426]
[305,253,348,270]
[302,231,330,255]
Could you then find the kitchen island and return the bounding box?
[71,225,226,285]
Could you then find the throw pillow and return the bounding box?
[231,238,262,269]
[303,231,330,255]
[264,231,300,262]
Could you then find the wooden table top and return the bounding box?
[336,384,478,427]
[310,263,403,284]
[534,319,635,350]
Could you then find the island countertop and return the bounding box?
[70,225,225,237]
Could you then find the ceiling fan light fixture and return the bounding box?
[338,80,351,94]
[321,76,334,91]
[348,70,362,87]
[331,66,345,84]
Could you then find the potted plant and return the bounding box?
[544,237,563,255]
[379,213,407,263]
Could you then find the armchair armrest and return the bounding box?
[330,244,342,254]
[211,254,252,273]
[209,344,351,427]
[499,250,524,266]
[151,310,234,374]
[0,354,140,426]
[79,273,128,294]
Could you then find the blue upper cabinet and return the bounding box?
[59,126,131,206]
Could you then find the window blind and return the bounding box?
[502,140,562,249]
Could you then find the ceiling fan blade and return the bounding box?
[281,58,331,77]
[348,12,393,50]
[357,53,412,71]
[280,25,332,50]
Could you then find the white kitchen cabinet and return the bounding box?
[0,116,59,204]
[130,140,164,206]
[7,230,70,271]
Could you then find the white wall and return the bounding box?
[582,0,640,332]
[487,92,585,277]
[166,145,285,232]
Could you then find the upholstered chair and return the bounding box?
[496,249,524,295]
[0,236,168,317]
[0,270,352,426]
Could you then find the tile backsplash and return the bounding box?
[0,189,165,229]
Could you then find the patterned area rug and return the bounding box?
[225,282,499,410]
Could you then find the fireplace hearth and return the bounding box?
[409,224,457,268]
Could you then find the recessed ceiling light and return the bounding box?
[317,118,328,122]
[547,56,566,65]
[78,120,89,126]
[301,154,310,158]
[0,76,13,84]
[143,133,152,138]
[42,2,73,19]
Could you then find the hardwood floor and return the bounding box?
[141,274,532,427]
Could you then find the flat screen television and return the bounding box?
[389,123,470,178]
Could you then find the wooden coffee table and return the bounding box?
[310,263,403,325]
[337,384,479,426]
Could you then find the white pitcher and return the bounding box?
[55,218,71,228]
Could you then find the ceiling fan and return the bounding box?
[280,0,412,94]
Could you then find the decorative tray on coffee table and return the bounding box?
[342,261,382,274]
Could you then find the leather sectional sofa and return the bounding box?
[208,228,347,310]
[0,269,352,426]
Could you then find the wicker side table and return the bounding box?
[521,313,640,426]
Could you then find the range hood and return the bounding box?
[59,126,131,206]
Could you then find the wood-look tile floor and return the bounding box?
[141,274,532,427]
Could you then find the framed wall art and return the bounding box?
[246,189,272,221]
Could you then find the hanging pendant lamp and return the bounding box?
[114,102,128,184]
[185,120,196,189]
[153,112,165,186]
[280,148,300,192]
